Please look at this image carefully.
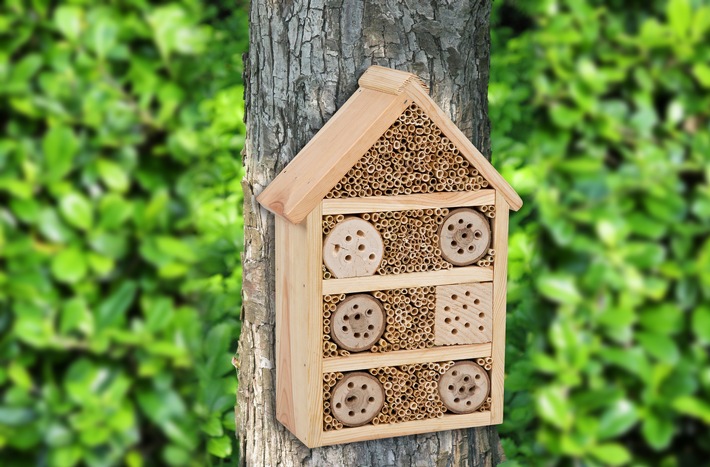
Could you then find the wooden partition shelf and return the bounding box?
[322,190,495,215]
[322,343,492,373]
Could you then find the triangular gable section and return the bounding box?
[258,66,522,224]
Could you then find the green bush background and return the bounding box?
[1,0,708,465]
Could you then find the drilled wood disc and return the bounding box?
[331,372,385,427]
[330,294,385,352]
[438,208,491,266]
[323,217,384,278]
[438,361,490,414]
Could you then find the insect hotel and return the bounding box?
[257,66,522,447]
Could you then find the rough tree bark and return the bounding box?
[238,1,504,465]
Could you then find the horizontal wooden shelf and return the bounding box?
[322,190,495,215]
[319,411,492,446]
[322,343,492,373]
[322,266,492,295]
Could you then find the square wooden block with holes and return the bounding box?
[257,66,522,447]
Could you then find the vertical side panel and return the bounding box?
[275,217,297,437]
[491,194,510,424]
[305,203,324,447]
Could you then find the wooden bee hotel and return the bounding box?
[257,65,522,447]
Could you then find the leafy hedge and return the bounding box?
[0,0,246,465]
[492,0,710,465]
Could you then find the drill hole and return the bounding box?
[451,241,457,247]
[343,315,349,321]
[457,249,464,254]
[474,299,480,305]
[361,384,368,390]
[334,244,341,253]
[342,326,348,332]
[466,401,472,406]
[354,314,361,320]
[464,322,470,328]
[458,219,464,224]
[368,397,375,402]
[463,376,470,382]
[354,333,360,338]
[353,304,359,309]
[452,371,458,376]
[336,403,342,408]
[454,316,460,321]
[358,244,365,251]
[361,409,366,413]
[368,253,376,260]
[479,326,484,331]
[447,224,454,231]
[461,233,468,239]
[466,223,472,229]
[356,230,365,237]
[462,304,468,310]
[366,309,373,316]
[469,387,475,392]
[345,235,352,242]
[364,333,369,338]
[346,395,356,403]
[348,382,354,388]
[368,324,374,330]
[451,295,458,300]
[459,387,465,393]
[465,291,471,297]
[475,374,481,380]
[474,230,482,239]
[344,255,352,262]
[451,329,458,335]
[444,317,451,324]
[478,312,484,318]
[348,411,355,417]
[468,245,474,251]
[444,306,450,312]
[448,385,454,391]
[454,398,460,403]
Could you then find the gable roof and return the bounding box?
[257,65,523,224]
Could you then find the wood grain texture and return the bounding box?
[358,65,430,94]
[239,0,504,464]
[435,283,493,346]
[322,190,495,215]
[490,194,510,424]
[322,266,493,295]
[322,343,492,373]
[320,411,492,446]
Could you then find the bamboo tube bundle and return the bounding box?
[326,103,490,198]
[322,372,345,431]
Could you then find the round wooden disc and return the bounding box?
[323,217,384,278]
[438,208,491,266]
[331,372,385,427]
[330,294,386,352]
[438,361,490,414]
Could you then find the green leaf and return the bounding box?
[692,306,710,343]
[668,0,692,37]
[636,331,680,364]
[60,298,94,335]
[43,126,78,181]
[96,281,138,330]
[0,407,36,426]
[598,399,639,439]
[51,248,88,284]
[536,386,572,430]
[537,274,581,305]
[207,436,232,458]
[60,192,93,231]
[97,159,129,192]
[672,396,710,424]
[642,413,674,450]
[54,5,83,41]
[589,443,631,466]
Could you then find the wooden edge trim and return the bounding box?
[358,65,430,95]
[307,204,324,446]
[318,411,492,446]
[490,195,510,424]
[322,342,492,373]
[322,267,493,295]
[322,190,495,215]
[403,82,523,211]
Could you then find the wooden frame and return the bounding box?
[263,65,521,447]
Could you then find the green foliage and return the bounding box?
[492,0,710,464]
[0,0,247,464]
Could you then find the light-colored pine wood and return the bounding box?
[319,411,492,446]
[275,204,324,447]
[490,194,510,424]
[435,283,493,346]
[438,209,492,266]
[322,266,493,295]
[358,65,430,95]
[321,190,495,215]
[323,217,384,278]
[403,81,523,211]
[438,361,490,413]
[256,88,410,224]
[322,342,492,373]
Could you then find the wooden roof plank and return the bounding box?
[257,88,411,223]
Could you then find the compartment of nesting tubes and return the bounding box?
[322,206,496,280]
[322,358,493,431]
[325,102,490,199]
[323,282,494,357]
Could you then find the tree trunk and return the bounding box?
[238,1,504,465]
